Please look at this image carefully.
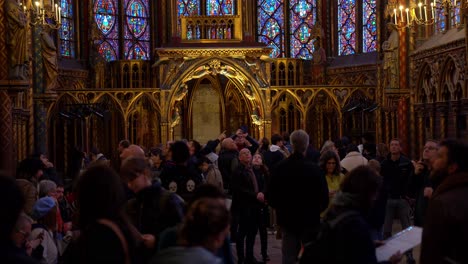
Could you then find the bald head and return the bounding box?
[221,138,237,151]
[120,144,145,161]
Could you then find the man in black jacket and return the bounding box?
[269,129,329,264]
[381,139,415,264]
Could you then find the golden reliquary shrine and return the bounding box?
[0,0,468,176]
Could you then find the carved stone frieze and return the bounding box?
[57,68,89,90]
[327,65,378,86]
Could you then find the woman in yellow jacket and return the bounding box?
[319,150,344,217]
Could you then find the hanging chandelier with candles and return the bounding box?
[386,0,466,29]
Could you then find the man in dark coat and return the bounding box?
[269,129,328,264]
[421,139,468,264]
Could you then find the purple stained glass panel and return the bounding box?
[258,0,284,58]
[362,0,376,52]
[436,2,445,32]
[289,0,316,59]
[338,0,356,55]
[207,0,234,16]
[94,0,119,61]
[124,0,150,60]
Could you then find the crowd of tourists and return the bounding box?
[2,128,468,264]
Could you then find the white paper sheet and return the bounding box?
[376,226,423,262]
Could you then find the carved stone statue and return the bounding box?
[41,26,59,91]
[6,0,28,80]
[312,38,326,84]
[383,24,399,89]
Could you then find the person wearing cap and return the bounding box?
[30,197,58,264]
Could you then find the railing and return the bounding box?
[109,60,151,88]
[270,59,304,86]
[180,15,242,42]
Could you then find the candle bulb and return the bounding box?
[431,3,435,21]
[424,5,427,22]
[399,6,404,23]
[419,3,423,20]
[35,1,40,13]
[406,8,410,25]
[55,3,58,20]
[58,7,61,24]
[394,8,397,24]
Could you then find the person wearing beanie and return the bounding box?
[31,197,58,264]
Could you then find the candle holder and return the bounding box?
[22,0,62,29]
[386,0,466,30]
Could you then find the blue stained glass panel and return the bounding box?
[207,0,234,16]
[60,0,75,58]
[290,0,316,59]
[338,0,356,55]
[362,0,376,52]
[436,2,445,32]
[257,0,284,58]
[94,0,119,61]
[178,0,200,16]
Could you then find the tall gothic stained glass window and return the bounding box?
[59,0,75,58]
[206,0,234,16]
[337,0,356,55]
[94,0,119,61]
[124,0,150,60]
[362,0,376,52]
[257,0,285,58]
[289,0,317,59]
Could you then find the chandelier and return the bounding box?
[20,0,62,29]
[386,0,466,29]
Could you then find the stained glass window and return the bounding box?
[436,2,445,32]
[362,0,376,52]
[124,0,150,60]
[338,0,356,55]
[207,0,234,16]
[451,1,461,27]
[94,0,119,61]
[289,0,316,59]
[59,0,75,58]
[178,0,200,16]
[257,0,285,58]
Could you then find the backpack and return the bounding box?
[298,210,360,264]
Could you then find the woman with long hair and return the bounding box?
[74,165,139,264]
[319,150,344,216]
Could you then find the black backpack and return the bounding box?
[298,210,360,264]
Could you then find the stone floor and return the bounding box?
[233,225,421,264]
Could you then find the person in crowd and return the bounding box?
[282,132,293,154]
[263,134,287,172]
[151,198,230,264]
[257,137,270,156]
[381,139,415,264]
[366,159,387,241]
[0,174,37,264]
[218,137,239,195]
[12,213,44,259]
[89,147,108,166]
[120,144,146,161]
[160,141,203,201]
[322,165,402,264]
[30,197,59,264]
[16,157,44,216]
[198,156,224,191]
[420,139,468,264]
[306,138,321,164]
[269,130,329,264]
[56,185,72,223]
[337,136,350,160]
[320,140,338,157]
[38,180,57,199]
[232,127,259,154]
[363,142,377,160]
[157,184,234,264]
[71,165,140,264]
[118,139,131,154]
[340,144,368,174]
[232,148,264,264]
[148,147,165,183]
[252,153,270,262]
[375,143,389,162]
[411,139,438,227]
[319,150,344,216]
[120,156,184,257]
